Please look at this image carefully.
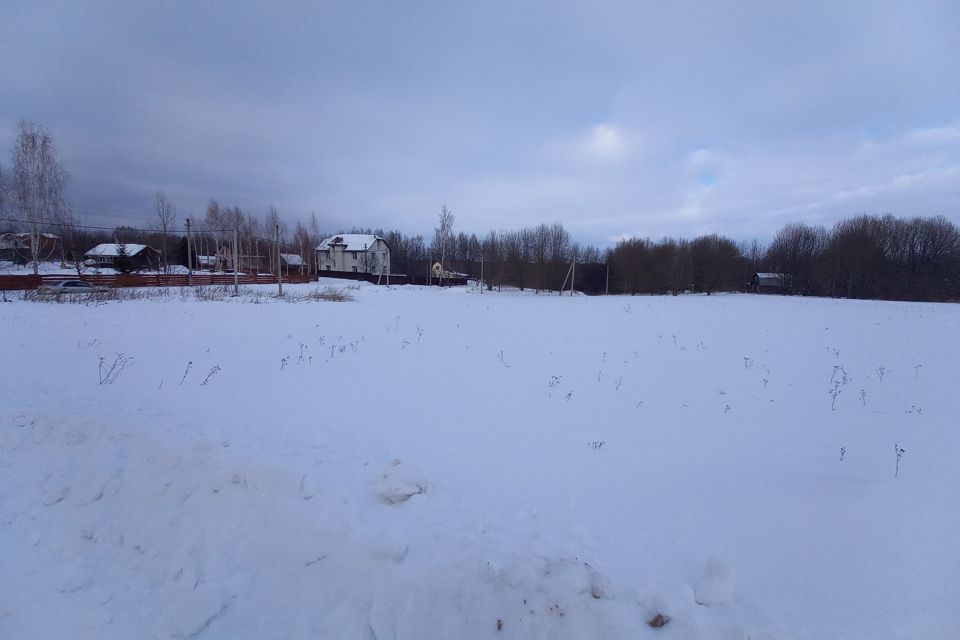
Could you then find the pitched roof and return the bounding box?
[0,232,60,243]
[84,243,150,257]
[753,272,788,286]
[280,253,304,266]
[317,234,385,251]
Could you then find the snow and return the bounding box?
[84,243,151,257]
[694,558,736,607]
[0,260,120,275]
[375,459,428,505]
[317,234,385,251]
[1,284,958,639]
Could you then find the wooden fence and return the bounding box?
[0,273,318,291]
[0,270,471,291]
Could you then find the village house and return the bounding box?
[84,243,161,272]
[0,232,62,263]
[212,247,305,274]
[317,234,391,275]
[213,246,267,273]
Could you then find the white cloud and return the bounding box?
[583,123,626,162]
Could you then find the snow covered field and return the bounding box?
[1,282,958,639]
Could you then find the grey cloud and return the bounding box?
[1,0,957,244]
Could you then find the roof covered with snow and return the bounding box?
[317,234,386,251]
[84,243,150,257]
[280,253,304,266]
[0,232,61,240]
[753,272,789,286]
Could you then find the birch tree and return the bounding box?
[153,190,177,273]
[11,121,69,274]
[434,204,454,283]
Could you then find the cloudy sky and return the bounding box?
[2,0,958,246]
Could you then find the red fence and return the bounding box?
[0,270,471,291]
[0,273,318,291]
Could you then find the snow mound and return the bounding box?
[369,553,627,640]
[694,557,736,606]
[376,459,427,504]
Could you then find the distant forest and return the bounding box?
[365,213,960,302]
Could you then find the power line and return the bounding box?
[0,216,233,234]
[1,216,296,250]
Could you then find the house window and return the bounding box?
[352,266,358,272]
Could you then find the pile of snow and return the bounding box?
[0,260,119,275]
[694,558,736,607]
[376,459,427,504]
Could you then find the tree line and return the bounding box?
[340,214,960,302]
[606,216,960,301]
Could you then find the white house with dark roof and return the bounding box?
[317,234,390,275]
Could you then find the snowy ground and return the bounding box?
[0,260,118,275]
[1,282,958,639]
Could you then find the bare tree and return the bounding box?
[309,212,322,274]
[153,190,177,273]
[531,223,550,292]
[265,206,282,275]
[0,162,7,218]
[766,222,827,295]
[292,221,311,274]
[11,121,69,274]
[434,204,454,284]
[52,206,85,276]
[244,212,260,273]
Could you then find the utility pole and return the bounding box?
[559,262,573,296]
[186,217,193,287]
[233,227,239,296]
[275,222,282,296]
[570,259,576,296]
[605,264,610,295]
[480,252,484,294]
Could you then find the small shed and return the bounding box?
[280,253,306,273]
[750,272,791,294]
[196,255,218,270]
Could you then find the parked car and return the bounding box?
[37,280,110,295]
